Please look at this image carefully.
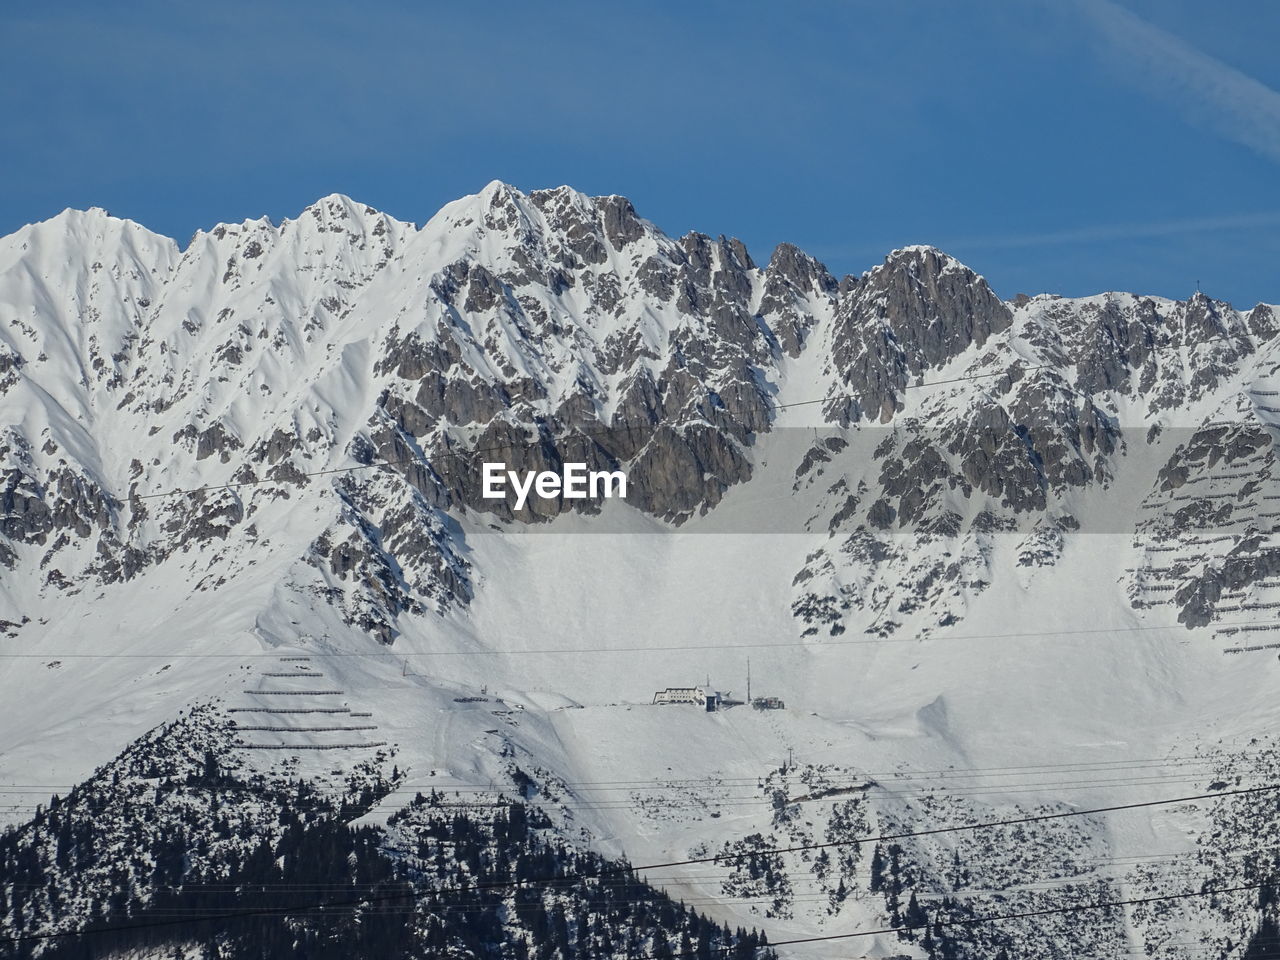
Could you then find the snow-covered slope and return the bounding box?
[3,184,1280,958]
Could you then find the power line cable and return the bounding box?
[616,784,1279,873]
[0,765,1248,812]
[0,744,1257,789]
[3,614,1278,657]
[2,782,1272,946]
[123,326,1275,501]
[652,878,1273,959]
[138,835,1280,897]
[0,774,1237,815]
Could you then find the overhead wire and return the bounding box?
[0,770,1245,815]
[0,744,1261,788]
[5,614,1280,658]
[122,325,1274,502]
[657,879,1274,959]
[116,833,1280,899]
[5,327,1280,947]
[1,782,1274,946]
[0,748,1262,805]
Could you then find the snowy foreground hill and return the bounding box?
[3,182,1280,958]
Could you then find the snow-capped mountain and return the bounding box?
[3,183,1280,958]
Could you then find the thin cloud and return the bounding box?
[1074,0,1280,164]
[942,210,1280,252]
[811,210,1280,263]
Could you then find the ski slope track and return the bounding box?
[3,182,1280,957]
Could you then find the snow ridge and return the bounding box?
[3,184,1280,958]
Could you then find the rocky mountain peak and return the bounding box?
[4,184,1280,647]
[859,245,1011,356]
[766,242,834,292]
[7,185,1280,960]
[818,245,1012,423]
[758,242,837,357]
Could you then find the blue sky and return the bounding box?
[3,0,1278,305]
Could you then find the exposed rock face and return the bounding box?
[759,242,837,358]
[1,183,1278,649]
[823,247,1013,424]
[8,184,1280,960]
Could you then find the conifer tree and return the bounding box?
[903,889,927,939]
[870,844,886,891]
